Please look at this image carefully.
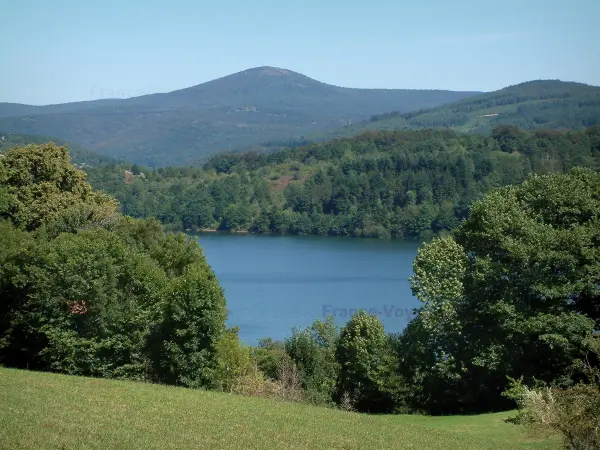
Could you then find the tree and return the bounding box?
[147,259,227,388]
[285,317,340,405]
[0,144,228,389]
[214,327,255,391]
[335,311,403,413]
[404,168,600,413]
[0,143,118,232]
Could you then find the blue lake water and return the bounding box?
[193,233,421,345]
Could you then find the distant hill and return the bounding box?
[0,67,479,166]
[0,99,124,119]
[0,132,117,167]
[329,80,600,137]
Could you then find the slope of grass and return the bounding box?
[0,368,559,449]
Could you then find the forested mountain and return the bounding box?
[0,67,478,167]
[329,80,600,138]
[0,132,116,167]
[87,125,600,239]
[0,99,125,119]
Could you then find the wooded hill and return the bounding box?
[0,67,478,167]
[329,80,600,137]
[87,125,600,239]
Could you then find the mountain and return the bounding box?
[0,132,117,167]
[0,99,125,119]
[329,80,600,137]
[0,67,479,166]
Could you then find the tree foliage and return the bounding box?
[285,317,340,405]
[335,311,404,413]
[0,143,118,232]
[0,144,227,388]
[402,168,600,413]
[87,127,600,240]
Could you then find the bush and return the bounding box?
[286,317,340,406]
[252,338,289,380]
[228,359,305,403]
[505,349,600,450]
[507,381,600,449]
[214,327,255,391]
[335,311,404,413]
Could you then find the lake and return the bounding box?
[193,233,421,345]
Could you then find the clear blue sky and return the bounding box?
[1,0,598,105]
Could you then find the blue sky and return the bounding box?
[1,0,598,105]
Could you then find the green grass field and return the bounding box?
[0,368,560,449]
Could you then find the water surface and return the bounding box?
[194,233,421,345]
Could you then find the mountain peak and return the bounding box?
[250,66,295,76]
[235,66,305,80]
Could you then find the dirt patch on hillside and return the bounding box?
[271,175,294,191]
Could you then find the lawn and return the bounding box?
[0,368,560,449]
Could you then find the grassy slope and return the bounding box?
[0,368,559,449]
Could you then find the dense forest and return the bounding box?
[87,125,600,240]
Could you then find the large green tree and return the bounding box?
[0,144,227,388]
[0,143,118,232]
[403,168,600,413]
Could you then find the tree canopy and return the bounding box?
[402,168,600,413]
[87,126,600,240]
[0,144,227,387]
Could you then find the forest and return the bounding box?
[87,125,600,240]
[1,142,599,448]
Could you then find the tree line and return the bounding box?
[87,126,600,240]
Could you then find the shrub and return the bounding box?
[505,351,600,450]
[335,311,404,413]
[214,327,255,391]
[252,337,289,380]
[508,382,600,449]
[286,317,340,406]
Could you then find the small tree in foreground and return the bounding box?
[335,311,404,413]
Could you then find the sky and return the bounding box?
[1,0,598,105]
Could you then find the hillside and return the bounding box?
[0,132,117,167]
[0,67,478,167]
[328,80,600,138]
[87,126,600,239]
[0,368,558,449]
